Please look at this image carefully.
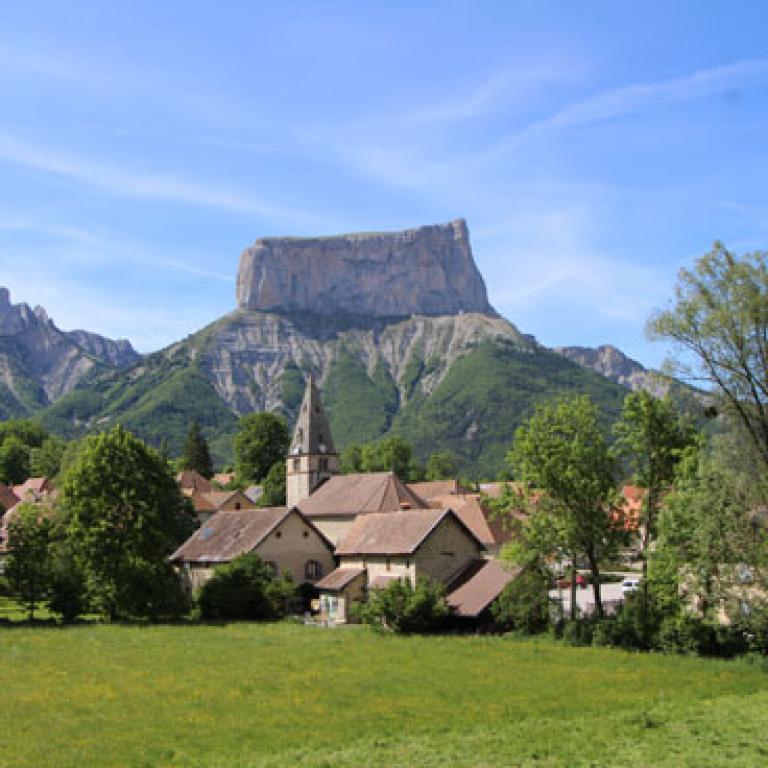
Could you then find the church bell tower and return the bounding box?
[285,376,340,508]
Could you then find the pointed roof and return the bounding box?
[298,472,427,518]
[176,470,213,494]
[335,507,484,556]
[290,376,336,456]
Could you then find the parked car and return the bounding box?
[621,578,640,597]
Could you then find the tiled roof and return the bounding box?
[12,477,53,499]
[298,472,426,518]
[170,506,333,563]
[214,473,236,486]
[315,567,366,591]
[407,480,471,499]
[335,507,481,556]
[0,483,20,514]
[446,559,519,617]
[612,485,645,532]
[427,493,520,548]
[369,573,403,589]
[176,470,213,494]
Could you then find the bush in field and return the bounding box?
[356,577,449,634]
[491,567,551,634]
[196,553,295,620]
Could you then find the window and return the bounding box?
[386,558,391,571]
[320,458,328,472]
[234,502,241,510]
[293,458,300,471]
[302,530,309,538]
[305,560,323,580]
[275,530,282,539]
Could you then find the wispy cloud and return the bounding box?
[0,130,331,227]
[481,57,768,160]
[404,67,565,124]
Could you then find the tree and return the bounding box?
[648,242,768,470]
[234,413,289,485]
[613,391,696,612]
[61,425,195,620]
[196,553,295,620]
[259,461,286,506]
[0,436,31,485]
[355,577,449,633]
[5,502,53,620]
[426,450,457,481]
[509,395,620,617]
[180,421,213,479]
[341,436,422,481]
[30,435,68,479]
[491,567,551,634]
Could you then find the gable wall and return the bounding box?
[413,515,483,584]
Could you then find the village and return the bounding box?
[0,376,646,627]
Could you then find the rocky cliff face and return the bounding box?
[555,344,670,396]
[0,287,140,415]
[236,219,494,318]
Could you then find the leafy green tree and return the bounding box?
[0,419,47,450]
[196,553,295,620]
[648,242,768,469]
[509,395,620,617]
[342,436,422,481]
[426,450,457,481]
[355,577,449,633]
[491,566,551,633]
[234,412,289,485]
[613,391,696,611]
[259,461,286,506]
[30,435,68,479]
[47,543,89,623]
[0,436,32,485]
[5,502,53,620]
[61,425,195,620]
[180,421,213,479]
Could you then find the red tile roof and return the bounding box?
[176,470,213,494]
[407,480,471,499]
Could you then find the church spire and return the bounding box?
[286,375,340,508]
[290,375,336,456]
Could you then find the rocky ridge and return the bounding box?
[236,219,494,318]
[555,344,672,397]
[0,287,139,415]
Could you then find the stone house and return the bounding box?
[170,506,335,593]
[316,507,485,622]
[187,489,254,525]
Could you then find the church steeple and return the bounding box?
[290,375,336,457]
[286,376,339,508]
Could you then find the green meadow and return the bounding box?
[1,620,767,768]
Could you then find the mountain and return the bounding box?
[0,287,140,419]
[40,220,629,476]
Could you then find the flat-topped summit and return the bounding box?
[236,218,495,318]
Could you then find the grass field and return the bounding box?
[1,619,767,768]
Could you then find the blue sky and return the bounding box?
[0,2,767,367]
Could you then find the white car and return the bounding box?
[621,578,640,597]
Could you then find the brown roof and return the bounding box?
[446,559,520,617]
[214,473,236,486]
[12,477,53,499]
[0,483,20,513]
[426,493,520,548]
[369,573,403,589]
[335,507,482,556]
[176,470,213,494]
[408,480,471,499]
[298,472,427,518]
[315,567,366,591]
[170,506,333,563]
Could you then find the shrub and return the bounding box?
[491,567,550,634]
[196,553,295,621]
[47,546,89,623]
[356,577,449,634]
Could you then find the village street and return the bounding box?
[549,578,632,617]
